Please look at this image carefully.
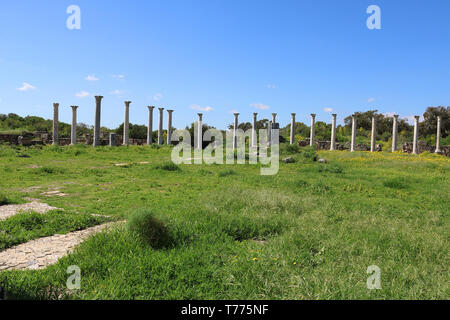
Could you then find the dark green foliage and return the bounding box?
[127,208,170,248]
[383,177,409,189]
[218,169,236,177]
[153,162,181,171]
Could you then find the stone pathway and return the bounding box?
[0,201,58,221]
[0,222,121,271]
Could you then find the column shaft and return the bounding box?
[290,113,296,145]
[147,106,154,145]
[392,115,399,152]
[197,113,203,150]
[370,116,377,152]
[310,114,316,147]
[330,114,337,151]
[52,103,59,145]
[413,116,419,154]
[158,108,164,145]
[123,101,131,146]
[93,96,103,147]
[70,106,78,145]
[435,116,441,153]
[252,113,257,148]
[233,113,239,150]
[351,115,357,152]
[167,110,173,145]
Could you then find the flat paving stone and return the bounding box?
[0,222,121,271]
[0,201,59,221]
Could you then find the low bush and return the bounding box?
[153,162,180,171]
[127,208,171,249]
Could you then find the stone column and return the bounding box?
[158,108,164,145]
[412,116,420,154]
[123,101,131,146]
[351,114,357,152]
[52,103,59,145]
[70,106,78,145]
[93,96,103,147]
[290,113,296,145]
[197,113,203,150]
[392,115,399,152]
[167,110,174,145]
[267,120,272,147]
[435,116,442,153]
[147,106,154,145]
[310,114,316,147]
[233,113,239,150]
[370,115,377,152]
[330,114,337,151]
[252,113,258,148]
[272,113,277,124]
[109,133,116,147]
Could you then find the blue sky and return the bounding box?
[0,0,449,130]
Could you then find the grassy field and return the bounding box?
[0,144,448,299]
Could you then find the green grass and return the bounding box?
[0,210,110,250]
[0,144,448,299]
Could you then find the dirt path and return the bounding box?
[0,201,58,221]
[0,222,122,271]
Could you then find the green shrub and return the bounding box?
[286,144,300,154]
[218,169,236,177]
[127,208,170,248]
[383,177,409,189]
[299,146,317,161]
[0,193,9,205]
[153,162,180,171]
[318,163,343,174]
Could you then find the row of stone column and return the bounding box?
[51,100,443,154]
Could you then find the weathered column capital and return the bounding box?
[393,114,399,119]
[167,109,174,114]
[291,113,296,117]
[253,112,258,118]
[414,115,420,120]
[332,113,337,118]
[234,112,240,117]
[95,96,103,102]
[53,103,59,108]
[198,113,203,121]
[158,107,164,112]
[311,113,316,118]
[124,101,131,106]
[148,105,155,110]
[71,105,79,110]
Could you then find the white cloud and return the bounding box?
[367,97,375,103]
[76,91,90,98]
[112,74,125,79]
[228,109,239,114]
[190,104,213,112]
[153,93,163,101]
[324,107,333,112]
[110,89,123,95]
[85,75,99,81]
[266,84,277,89]
[17,82,36,91]
[250,103,270,110]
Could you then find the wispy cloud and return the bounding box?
[110,89,123,95]
[85,75,99,81]
[324,107,333,112]
[17,82,36,91]
[112,74,125,80]
[76,91,90,98]
[250,103,270,110]
[367,97,375,103]
[153,93,163,101]
[265,84,277,89]
[228,109,239,114]
[190,104,213,112]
